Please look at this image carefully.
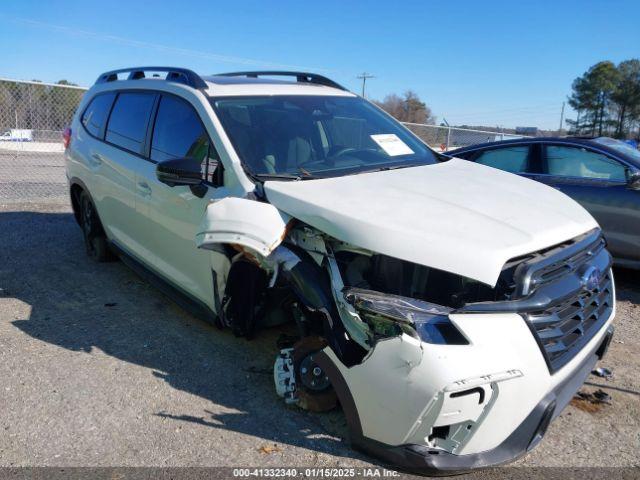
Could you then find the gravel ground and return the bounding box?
[0,201,638,474]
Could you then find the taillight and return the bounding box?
[63,127,72,149]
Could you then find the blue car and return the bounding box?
[448,137,640,269]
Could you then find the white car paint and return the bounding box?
[196,197,290,257]
[203,81,356,98]
[324,305,614,455]
[65,70,615,472]
[265,158,598,286]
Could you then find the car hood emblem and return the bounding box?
[581,266,601,291]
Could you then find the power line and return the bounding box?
[356,72,375,97]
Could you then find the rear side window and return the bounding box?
[150,95,209,163]
[474,146,530,173]
[81,93,116,138]
[105,92,156,154]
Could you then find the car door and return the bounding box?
[136,93,227,307]
[537,143,639,263]
[99,91,158,260]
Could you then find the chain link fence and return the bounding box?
[0,77,527,204]
[403,122,526,151]
[0,78,85,204]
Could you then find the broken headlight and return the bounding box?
[344,288,468,345]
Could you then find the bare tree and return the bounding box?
[375,91,436,124]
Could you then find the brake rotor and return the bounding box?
[292,336,338,412]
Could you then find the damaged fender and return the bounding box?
[196,197,290,257]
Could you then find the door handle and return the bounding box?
[137,181,152,197]
[90,153,103,166]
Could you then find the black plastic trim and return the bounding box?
[450,387,485,404]
[108,239,217,327]
[95,67,208,89]
[596,325,614,359]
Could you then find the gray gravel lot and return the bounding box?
[0,152,68,204]
[0,201,638,473]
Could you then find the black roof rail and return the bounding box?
[215,71,348,91]
[95,67,208,89]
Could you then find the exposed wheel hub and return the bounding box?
[299,355,330,392]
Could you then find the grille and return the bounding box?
[460,229,613,374]
[525,265,613,373]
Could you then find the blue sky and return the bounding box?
[1,0,639,129]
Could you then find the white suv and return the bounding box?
[65,67,615,474]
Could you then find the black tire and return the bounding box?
[79,191,115,262]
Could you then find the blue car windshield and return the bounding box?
[211,95,438,179]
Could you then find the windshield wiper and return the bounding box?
[344,163,423,176]
[254,173,303,181]
[254,172,322,181]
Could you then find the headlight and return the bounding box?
[344,288,468,345]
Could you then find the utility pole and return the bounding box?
[558,101,565,134]
[356,72,375,97]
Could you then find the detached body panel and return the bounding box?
[196,197,290,257]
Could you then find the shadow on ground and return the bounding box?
[1,208,366,464]
[613,267,640,304]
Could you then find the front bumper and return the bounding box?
[348,325,614,475]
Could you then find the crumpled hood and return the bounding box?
[264,158,598,286]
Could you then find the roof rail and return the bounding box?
[215,71,348,91]
[95,67,208,89]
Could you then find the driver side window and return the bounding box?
[544,145,626,181]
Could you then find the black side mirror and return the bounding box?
[627,170,640,190]
[156,158,207,197]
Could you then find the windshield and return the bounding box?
[212,95,438,179]
[594,137,640,163]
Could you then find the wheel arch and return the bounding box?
[68,178,105,235]
[69,177,91,225]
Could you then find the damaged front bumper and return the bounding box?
[351,325,613,474]
[315,316,614,475]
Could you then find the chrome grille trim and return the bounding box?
[460,228,614,374]
[525,270,613,373]
[514,229,605,297]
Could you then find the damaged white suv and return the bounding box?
[66,67,615,474]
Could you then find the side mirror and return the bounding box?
[156,158,208,197]
[627,170,640,190]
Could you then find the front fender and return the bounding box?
[195,197,290,257]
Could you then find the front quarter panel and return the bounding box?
[325,306,614,456]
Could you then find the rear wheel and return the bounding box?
[79,191,114,262]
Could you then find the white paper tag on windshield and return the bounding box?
[370,134,414,156]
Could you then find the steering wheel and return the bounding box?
[327,146,357,158]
